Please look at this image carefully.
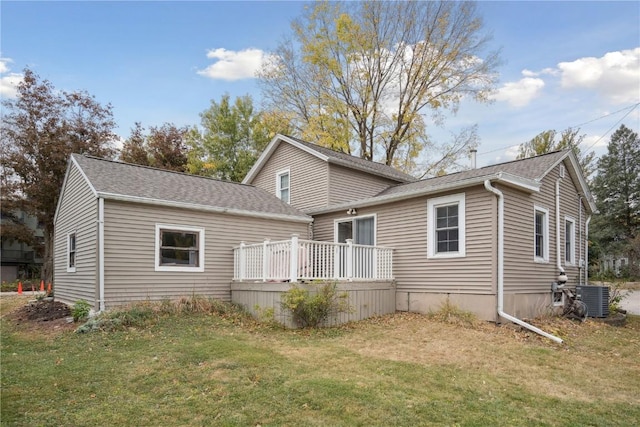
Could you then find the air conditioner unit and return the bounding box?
[575,286,609,318]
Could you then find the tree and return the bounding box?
[1,69,116,283]
[517,128,596,178]
[590,125,640,278]
[258,0,499,173]
[120,122,189,172]
[186,94,292,182]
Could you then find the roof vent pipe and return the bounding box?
[470,149,477,169]
[484,179,563,344]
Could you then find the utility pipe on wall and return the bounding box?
[484,180,563,344]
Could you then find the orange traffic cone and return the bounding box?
[40,280,45,292]
[47,283,52,295]
[17,281,22,295]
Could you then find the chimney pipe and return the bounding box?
[470,148,477,169]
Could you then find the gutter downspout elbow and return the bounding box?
[484,180,563,344]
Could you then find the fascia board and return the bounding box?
[97,192,313,224]
[306,173,540,215]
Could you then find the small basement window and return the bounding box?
[155,224,204,272]
[552,291,564,307]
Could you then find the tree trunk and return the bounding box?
[42,227,54,285]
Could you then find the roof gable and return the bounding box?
[69,154,311,222]
[243,134,417,184]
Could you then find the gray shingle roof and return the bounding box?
[378,150,568,197]
[283,135,417,183]
[71,154,311,221]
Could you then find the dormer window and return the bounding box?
[277,169,290,204]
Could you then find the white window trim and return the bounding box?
[155,224,205,272]
[276,168,290,204]
[534,206,549,263]
[333,214,377,245]
[67,231,77,273]
[565,216,576,266]
[427,193,466,259]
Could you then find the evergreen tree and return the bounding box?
[590,124,640,278]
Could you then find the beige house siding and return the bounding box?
[250,142,329,211]
[313,185,495,295]
[102,200,309,307]
[503,162,586,293]
[54,162,98,307]
[328,164,401,205]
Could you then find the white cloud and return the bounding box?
[557,48,640,104]
[197,48,266,81]
[0,57,22,99]
[491,76,545,107]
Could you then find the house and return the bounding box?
[241,135,596,324]
[1,207,44,282]
[54,134,596,333]
[53,154,311,311]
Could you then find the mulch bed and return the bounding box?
[11,299,71,322]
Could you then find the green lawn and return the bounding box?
[1,295,639,426]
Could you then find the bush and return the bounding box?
[72,300,91,322]
[281,282,351,328]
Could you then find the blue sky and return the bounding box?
[2,1,639,168]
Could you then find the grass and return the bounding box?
[1,295,639,426]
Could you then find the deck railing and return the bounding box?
[233,235,393,282]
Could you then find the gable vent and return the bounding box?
[559,164,566,178]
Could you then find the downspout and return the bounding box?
[584,215,591,286]
[484,180,563,344]
[98,197,105,312]
[578,196,583,286]
[556,178,565,277]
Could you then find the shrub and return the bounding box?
[72,300,91,322]
[428,299,478,328]
[281,282,351,328]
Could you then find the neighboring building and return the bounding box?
[1,208,44,282]
[54,134,596,329]
[601,255,630,277]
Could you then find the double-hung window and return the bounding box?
[534,207,549,262]
[276,169,290,204]
[67,232,77,272]
[155,224,204,272]
[427,193,466,258]
[565,217,575,265]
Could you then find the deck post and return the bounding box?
[262,239,270,282]
[346,239,353,281]
[239,241,246,281]
[290,234,299,283]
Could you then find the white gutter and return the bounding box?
[585,215,591,286]
[484,180,563,344]
[98,197,105,312]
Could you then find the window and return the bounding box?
[67,232,77,272]
[565,217,575,265]
[276,169,290,204]
[335,215,375,245]
[155,224,204,272]
[427,193,465,258]
[552,291,564,307]
[534,207,549,262]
